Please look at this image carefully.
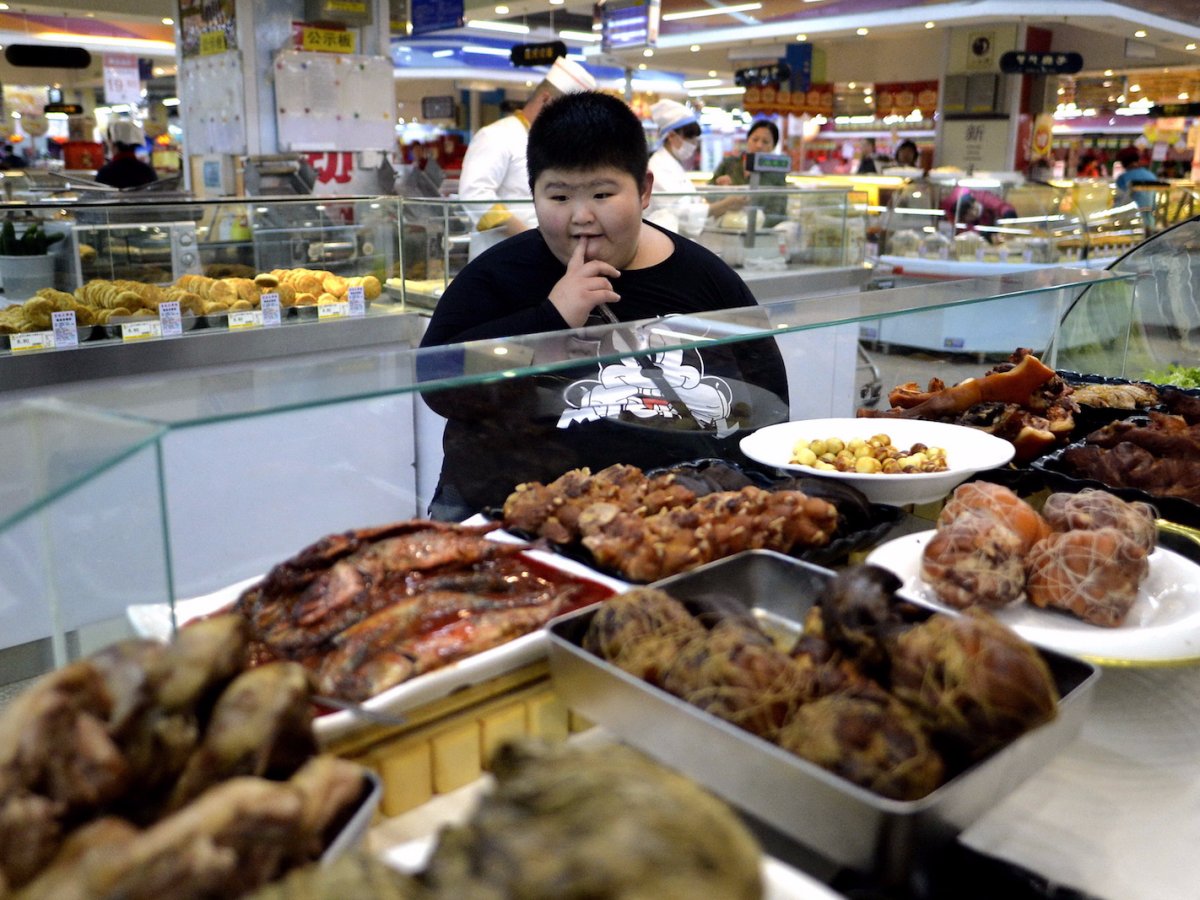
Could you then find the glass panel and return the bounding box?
[0,403,168,683]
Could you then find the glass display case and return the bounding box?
[875,171,1148,274]
[392,185,871,309]
[0,195,420,392]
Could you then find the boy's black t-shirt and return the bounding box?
[419,222,791,512]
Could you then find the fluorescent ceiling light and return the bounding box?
[560,30,600,42]
[431,49,454,57]
[663,3,761,22]
[34,32,175,53]
[462,45,513,56]
[162,97,180,106]
[466,19,529,34]
[684,78,724,87]
[687,86,745,96]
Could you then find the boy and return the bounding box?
[420,91,788,520]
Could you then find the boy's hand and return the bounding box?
[548,237,620,328]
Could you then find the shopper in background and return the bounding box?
[856,137,879,174]
[457,56,596,236]
[1076,154,1103,178]
[709,118,787,224]
[0,144,26,169]
[646,98,744,238]
[894,140,920,167]
[1113,145,1159,228]
[419,91,789,520]
[95,121,156,189]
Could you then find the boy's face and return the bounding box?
[533,165,652,270]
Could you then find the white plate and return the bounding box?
[866,530,1200,666]
[739,417,1015,506]
[126,532,627,743]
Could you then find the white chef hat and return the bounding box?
[107,119,145,147]
[544,56,596,94]
[650,98,697,140]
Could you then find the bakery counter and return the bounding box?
[0,303,426,395]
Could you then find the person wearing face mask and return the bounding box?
[646,99,745,239]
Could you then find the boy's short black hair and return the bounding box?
[527,91,648,190]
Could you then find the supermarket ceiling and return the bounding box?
[0,0,1197,81]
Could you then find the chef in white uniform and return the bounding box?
[646,98,743,239]
[458,55,596,245]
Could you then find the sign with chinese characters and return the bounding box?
[179,0,238,59]
[999,51,1083,75]
[941,118,1010,171]
[875,81,939,119]
[293,22,357,53]
[598,0,660,52]
[103,53,141,105]
[511,41,566,67]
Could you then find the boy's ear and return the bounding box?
[640,171,654,209]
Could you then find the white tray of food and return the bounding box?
[128,528,626,743]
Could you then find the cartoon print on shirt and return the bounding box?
[557,326,733,429]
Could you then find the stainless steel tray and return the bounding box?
[546,550,1099,885]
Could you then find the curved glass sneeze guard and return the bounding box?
[1055,215,1200,378]
[51,265,1132,428]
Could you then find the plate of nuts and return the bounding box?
[739,418,1015,506]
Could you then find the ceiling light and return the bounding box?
[708,70,718,77]
[1181,92,1191,100]
[684,78,724,87]
[0,3,9,9]
[162,97,180,107]
[1129,83,1140,92]
[848,81,856,89]
[495,5,509,13]
[466,19,529,34]
[33,32,175,53]
[161,17,174,25]
[687,86,745,97]
[637,62,647,70]
[431,49,454,57]
[1188,43,1198,50]
[863,86,872,94]
[662,3,762,22]
[1104,69,1114,76]
[550,0,564,5]
[690,44,701,51]
[796,33,807,41]
[856,27,869,36]
[560,30,600,42]
[1134,29,1146,38]
[462,45,514,56]
[643,48,654,57]
[924,21,935,29]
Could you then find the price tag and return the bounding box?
[10,331,55,352]
[318,300,350,320]
[229,309,264,329]
[51,310,78,348]
[346,285,366,317]
[121,320,163,342]
[159,300,182,336]
[260,292,282,326]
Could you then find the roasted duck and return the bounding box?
[232,520,609,702]
[859,349,1078,462]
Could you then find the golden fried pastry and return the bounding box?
[253,273,279,289]
[275,283,296,306]
[229,299,253,311]
[294,273,322,295]
[207,280,236,303]
[21,297,55,329]
[1026,528,1148,626]
[322,274,347,297]
[920,509,1026,610]
[317,292,338,305]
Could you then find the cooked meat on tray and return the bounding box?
[1060,412,1200,504]
[233,520,609,702]
[858,349,1078,462]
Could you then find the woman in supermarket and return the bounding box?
[418,91,789,521]
[893,139,920,168]
[95,120,157,189]
[645,98,747,238]
[709,118,788,225]
[942,186,1017,241]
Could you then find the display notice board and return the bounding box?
[179,51,247,155]
[274,50,397,151]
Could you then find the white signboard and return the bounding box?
[940,118,1011,172]
[104,53,142,105]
